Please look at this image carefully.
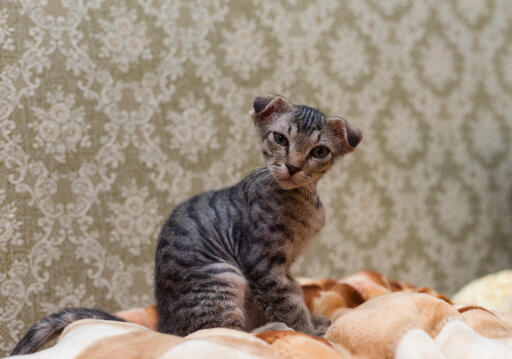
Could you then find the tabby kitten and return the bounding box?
[11,95,361,355]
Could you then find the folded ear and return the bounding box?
[252,95,292,123]
[328,117,362,154]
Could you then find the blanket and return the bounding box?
[452,270,512,314]
[7,271,512,359]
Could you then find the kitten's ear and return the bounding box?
[251,95,292,123]
[328,117,362,154]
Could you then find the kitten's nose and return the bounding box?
[286,164,300,176]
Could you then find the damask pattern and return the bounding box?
[0,0,511,355]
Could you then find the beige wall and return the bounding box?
[1,0,511,355]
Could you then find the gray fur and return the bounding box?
[10,308,124,355]
[293,105,327,135]
[11,95,361,354]
[155,95,361,336]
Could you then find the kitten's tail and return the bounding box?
[10,307,125,355]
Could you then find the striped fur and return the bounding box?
[155,96,361,336]
[11,95,361,354]
[10,308,124,355]
[293,105,327,135]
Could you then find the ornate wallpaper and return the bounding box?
[1,0,511,354]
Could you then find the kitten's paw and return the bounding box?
[310,314,331,337]
[252,322,294,333]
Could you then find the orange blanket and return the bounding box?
[117,270,452,331]
[8,271,512,358]
[110,270,512,358]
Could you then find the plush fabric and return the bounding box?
[452,270,512,314]
[116,270,452,331]
[7,271,512,358]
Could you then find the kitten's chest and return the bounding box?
[281,199,325,264]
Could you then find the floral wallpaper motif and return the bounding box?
[29,86,91,162]
[107,180,160,255]
[0,0,512,355]
[97,4,153,73]
[0,8,15,52]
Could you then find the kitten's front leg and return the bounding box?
[248,268,314,335]
[253,316,330,336]
[310,314,331,336]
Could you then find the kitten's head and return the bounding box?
[251,95,362,190]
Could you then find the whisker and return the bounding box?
[259,172,275,194]
[243,167,273,201]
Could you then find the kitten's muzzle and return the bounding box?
[286,164,300,176]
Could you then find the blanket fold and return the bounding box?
[8,270,512,359]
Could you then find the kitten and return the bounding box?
[10,95,361,355]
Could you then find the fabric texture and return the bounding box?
[5,271,512,359]
[1,0,512,356]
[453,270,512,314]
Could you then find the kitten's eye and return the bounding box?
[273,132,289,146]
[310,146,330,159]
